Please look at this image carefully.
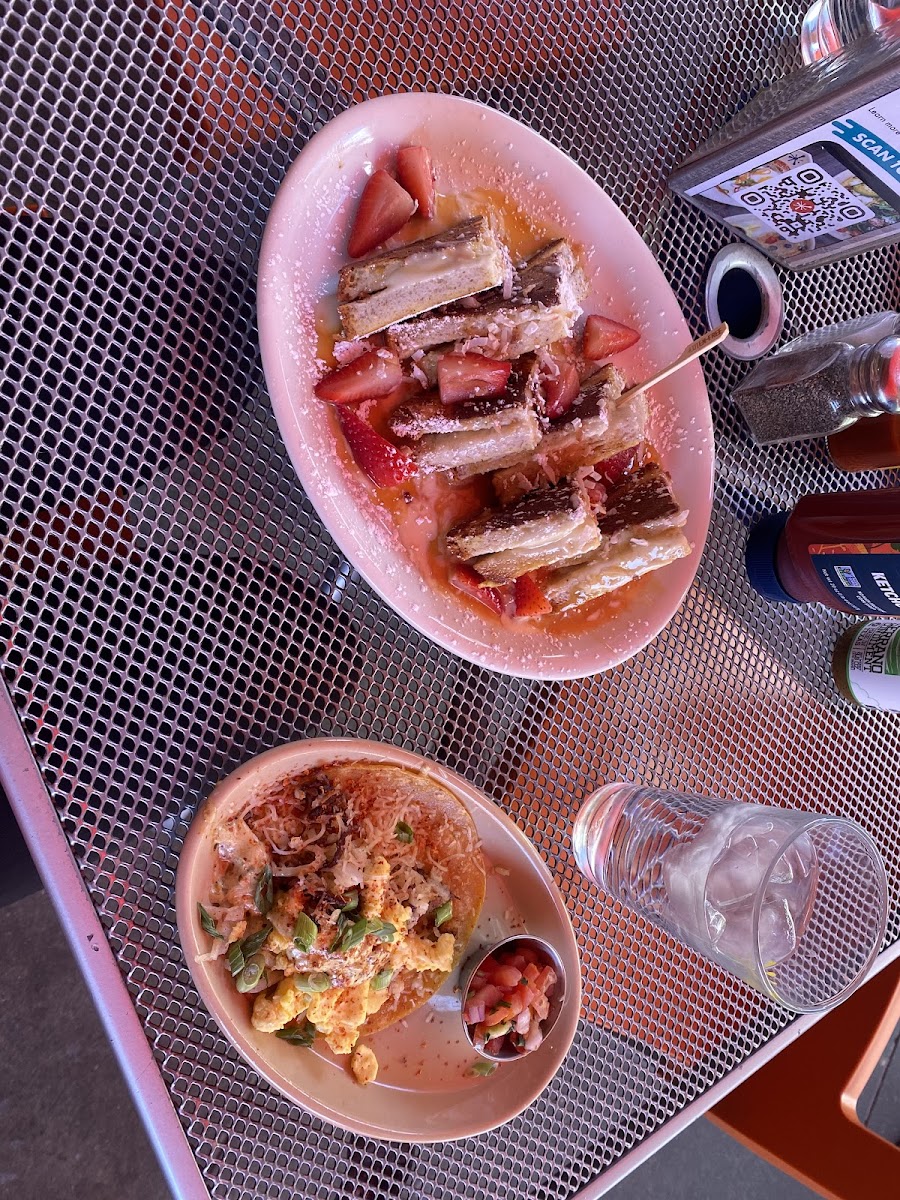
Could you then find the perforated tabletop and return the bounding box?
[3,1,900,1198]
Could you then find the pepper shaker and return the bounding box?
[733,334,900,445]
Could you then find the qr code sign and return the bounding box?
[737,164,873,242]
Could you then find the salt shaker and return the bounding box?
[732,333,900,444]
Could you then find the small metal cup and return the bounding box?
[459,935,567,1062]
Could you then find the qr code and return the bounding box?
[736,164,873,242]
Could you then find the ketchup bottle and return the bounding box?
[746,489,900,615]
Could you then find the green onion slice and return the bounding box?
[253,864,273,915]
[370,920,397,943]
[293,972,331,993]
[469,1061,497,1076]
[235,958,264,992]
[275,1019,316,1047]
[292,912,318,952]
[198,903,223,939]
[241,923,272,958]
[340,917,370,952]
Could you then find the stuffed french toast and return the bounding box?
[311,145,690,622]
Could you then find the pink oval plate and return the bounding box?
[257,93,714,678]
[175,739,581,1142]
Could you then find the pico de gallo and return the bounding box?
[463,942,558,1057]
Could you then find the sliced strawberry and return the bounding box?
[543,361,580,419]
[593,443,647,489]
[582,314,641,360]
[337,408,417,487]
[449,563,504,615]
[347,169,417,258]
[314,349,402,404]
[396,145,435,220]
[583,477,607,513]
[438,353,512,404]
[514,573,552,618]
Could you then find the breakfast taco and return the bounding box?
[197,761,485,1084]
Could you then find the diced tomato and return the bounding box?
[337,408,418,488]
[519,947,539,964]
[499,992,524,1019]
[314,349,402,404]
[543,361,580,419]
[484,1037,506,1056]
[487,1002,514,1026]
[514,573,552,619]
[396,146,435,220]
[449,564,504,616]
[593,443,646,490]
[467,983,503,1011]
[500,954,527,972]
[478,955,498,975]
[523,962,540,984]
[533,993,550,1021]
[492,964,523,989]
[582,314,641,360]
[535,965,557,995]
[437,353,512,404]
[347,169,417,258]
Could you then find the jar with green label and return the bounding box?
[833,621,900,711]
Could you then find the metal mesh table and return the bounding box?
[2,1,900,1197]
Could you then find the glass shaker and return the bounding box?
[732,312,900,445]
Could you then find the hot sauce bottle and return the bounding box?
[828,413,900,470]
[745,489,900,615]
[832,621,900,711]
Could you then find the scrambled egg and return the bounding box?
[249,853,454,1082]
[252,977,310,1033]
[349,1044,378,1086]
[394,932,454,973]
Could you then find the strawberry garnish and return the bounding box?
[347,170,417,258]
[593,443,647,489]
[449,563,504,615]
[396,146,435,220]
[542,361,580,419]
[337,408,418,487]
[437,353,512,404]
[513,573,552,618]
[315,349,403,404]
[582,314,640,361]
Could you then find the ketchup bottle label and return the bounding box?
[810,542,900,616]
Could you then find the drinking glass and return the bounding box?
[573,783,888,1012]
